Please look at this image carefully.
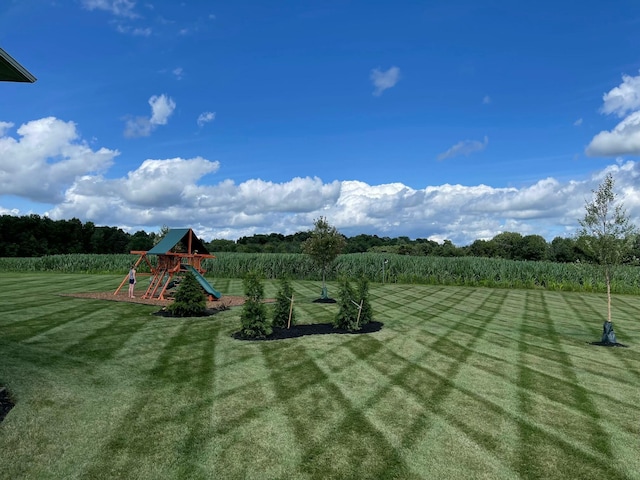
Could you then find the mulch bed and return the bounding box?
[233,321,383,341]
[151,306,230,318]
[62,291,249,309]
[588,341,628,347]
[0,387,14,424]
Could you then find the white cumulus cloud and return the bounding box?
[587,72,640,156]
[149,94,176,125]
[370,66,400,96]
[32,159,640,244]
[7,117,640,245]
[124,94,176,138]
[586,111,640,156]
[601,72,640,117]
[0,117,118,203]
[0,121,13,136]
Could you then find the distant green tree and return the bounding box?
[548,237,577,263]
[272,277,296,328]
[491,232,524,260]
[520,234,549,261]
[302,217,346,299]
[128,230,154,252]
[207,238,238,252]
[433,239,463,257]
[467,239,498,258]
[578,173,637,324]
[334,277,360,331]
[239,271,271,338]
[168,271,207,317]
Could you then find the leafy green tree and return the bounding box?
[491,232,524,260]
[433,239,463,257]
[520,234,549,261]
[334,277,360,331]
[128,230,154,252]
[272,277,296,328]
[467,239,498,258]
[302,217,346,299]
[549,236,577,263]
[239,271,271,338]
[168,271,207,317]
[578,173,637,324]
[207,238,238,252]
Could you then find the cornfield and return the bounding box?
[1,252,639,294]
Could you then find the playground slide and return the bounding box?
[186,265,222,299]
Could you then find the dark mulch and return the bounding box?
[0,387,14,423]
[152,306,229,318]
[589,341,628,347]
[312,298,337,304]
[233,321,383,341]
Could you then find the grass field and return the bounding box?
[1,274,639,479]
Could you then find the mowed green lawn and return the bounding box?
[0,274,639,480]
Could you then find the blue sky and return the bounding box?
[2,0,640,244]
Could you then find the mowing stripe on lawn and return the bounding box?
[350,288,519,476]
[528,291,614,458]
[261,342,416,479]
[1,303,112,343]
[515,293,627,480]
[81,317,220,479]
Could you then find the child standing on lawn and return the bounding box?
[128,265,136,298]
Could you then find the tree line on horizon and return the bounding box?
[2,213,640,265]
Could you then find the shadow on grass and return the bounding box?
[0,387,14,423]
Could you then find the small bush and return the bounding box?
[334,277,360,331]
[168,271,207,317]
[272,277,296,328]
[356,276,373,325]
[239,271,271,338]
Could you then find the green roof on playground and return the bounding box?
[147,228,211,255]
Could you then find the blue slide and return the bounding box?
[186,265,222,299]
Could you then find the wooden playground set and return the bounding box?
[114,228,222,301]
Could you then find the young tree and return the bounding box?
[239,271,271,338]
[272,277,296,328]
[168,271,207,317]
[578,173,636,327]
[153,224,171,245]
[302,217,346,299]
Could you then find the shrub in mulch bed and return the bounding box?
[239,271,272,338]
[233,321,383,341]
[166,271,207,317]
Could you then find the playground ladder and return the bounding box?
[145,268,168,299]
